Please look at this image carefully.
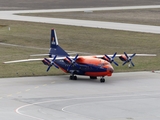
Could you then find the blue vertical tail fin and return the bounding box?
[49,29,69,57]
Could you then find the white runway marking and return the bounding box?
[16,104,45,120]
[0,42,91,55]
[16,92,160,120]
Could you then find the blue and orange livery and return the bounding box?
[42,29,115,83]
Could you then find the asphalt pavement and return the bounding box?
[0,71,160,120]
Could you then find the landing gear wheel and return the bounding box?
[100,78,105,83]
[69,76,72,80]
[90,76,97,79]
[69,75,77,80]
[74,76,77,80]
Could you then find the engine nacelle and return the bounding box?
[42,58,51,66]
[119,55,127,61]
[102,55,110,62]
[119,52,136,66]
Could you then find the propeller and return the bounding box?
[105,52,119,66]
[46,55,59,72]
[66,54,79,71]
[122,52,136,66]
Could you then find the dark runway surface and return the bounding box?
[0,71,160,120]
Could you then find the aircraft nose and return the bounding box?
[108,67,114,73]
[107,67,114,76]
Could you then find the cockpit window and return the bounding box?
[98,62,109,67]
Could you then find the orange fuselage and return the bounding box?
[76,56,114,76]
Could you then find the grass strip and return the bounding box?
[0,20,159,78]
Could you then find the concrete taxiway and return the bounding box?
[0,5,160,34]
[0,71,160,120]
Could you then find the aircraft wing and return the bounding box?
[3,54,156,64]
[4,58,46,64]
[95,53,157,66]
[130,54,157,57]
[3,57,66,64]
[95,54,157,58]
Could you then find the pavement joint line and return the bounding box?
[0,42,48,50]
[7,94,12,97]
[35,86,39,89]
[0,84,51,100]
[51,81,55,84]
[16,92,22,94]
[0,43,91,54]
[25,89,31,92]
[1,84,46,98]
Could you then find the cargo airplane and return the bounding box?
[4,29,156,83]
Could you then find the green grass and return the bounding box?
[0,20,160,78]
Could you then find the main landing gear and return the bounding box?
[69,75,77,80]
[90,76,97,79]
[69,74,105,83]
[69,71,77,80]
[90,76,105,83]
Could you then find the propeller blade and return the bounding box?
[53,63,59,69]
[67,54,79,72]
[105,55,111,60]
[67,64,73,72]
[122,52,136,67]
[131,61,135,66]
[52,55,57,61]
[46,55,59,72]
[124,52,129,58]
[47,65,51,72]
[66,56,73,63]
[123,61,128,66]
[112,52,117,58]
[105,52,118,66]
[130,53,136,58]
[74,54,79,61]
[113,61,119,66]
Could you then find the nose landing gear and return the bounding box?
[100,77,105,83]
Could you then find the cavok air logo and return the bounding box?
[52,37,55,45]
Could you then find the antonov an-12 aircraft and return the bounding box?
[4,29,156,83]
